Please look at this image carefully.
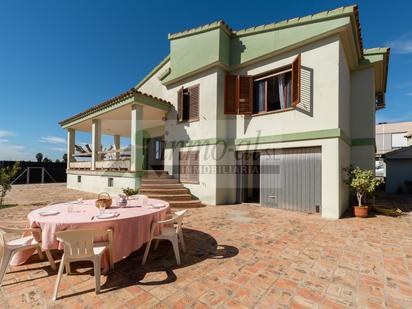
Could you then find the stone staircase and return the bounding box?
[140,171,203,208]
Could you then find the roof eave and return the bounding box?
[59,89,171,128]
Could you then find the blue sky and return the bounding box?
[0,0,411,160]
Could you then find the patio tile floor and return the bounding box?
[1,184,412,308]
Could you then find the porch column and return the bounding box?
[91,119,101,171]
[130,104,143,172]
[114,134,121,160]
[67,129,75,170]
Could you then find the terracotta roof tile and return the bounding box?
[59,89,171,126]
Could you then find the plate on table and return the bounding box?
[96,212,119,219]
[39,210,60,216]
[150,202,166,209]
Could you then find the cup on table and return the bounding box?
[142,196,148,207]
[98,205,106,214]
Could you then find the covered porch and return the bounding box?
[59,89,171,193]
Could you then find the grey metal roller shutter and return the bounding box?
[260,147,321,213]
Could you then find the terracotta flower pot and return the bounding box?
[353,205,368,218]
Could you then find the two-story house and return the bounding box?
[59,5,390,219]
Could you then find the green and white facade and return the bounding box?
[60,5,389,219]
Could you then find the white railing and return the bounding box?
[69,161,92,169]
[69,160,130,171]
[95,160,130,170]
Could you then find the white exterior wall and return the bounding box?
[139,61,171,99]
[339,41,351,138]
[135,35,377,218]
[337,38,351,213]
[339,139,351,215]
[67,174,139,195]
[140,66,221,204]
[350,67,375,170]
[231,36,340,139]
[138,36,343,142]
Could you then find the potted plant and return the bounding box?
[122,187,139,198]
[344,166,383,218]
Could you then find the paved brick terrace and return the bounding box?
[1,184,412,308]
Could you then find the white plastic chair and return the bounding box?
[0,226,57,286]
[52,229,113,300]
[142,209,187,265]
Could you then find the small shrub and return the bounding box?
[344,165,383,207]
[0,162,20,205]
[122,187,139,196]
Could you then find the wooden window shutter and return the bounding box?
[292,54,301,107]
[238,75,253,115]
[179,151,199,183]
[177,87,184,122]
[188,85,199,121]
[224,75,238,114]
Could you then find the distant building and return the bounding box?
[375,121,412,178]
[383,146,412,193]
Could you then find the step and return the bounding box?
[141,178,179,184]
[142,174,173,179]
[145,194,192,201]
[168,199,204,208]
[140,183,183,189]
[142,171,170,178]
[144,170,168,175]
[139,188,189,195]
[142,175,174,180]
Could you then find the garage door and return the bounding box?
[260,147,321,213]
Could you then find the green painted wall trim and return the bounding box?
[169,20,232,40]
[158,67,171,81]
[340,130,351,146]
[351,138,375,146]
[134,55,170,89]
[164,129,374,148]
[161,5,374,85]
[234,128,342,145]
[165,128,355,148]
[165,138,232,148]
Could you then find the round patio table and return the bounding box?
[11,198,170,271]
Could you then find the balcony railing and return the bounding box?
[69,160,130,171]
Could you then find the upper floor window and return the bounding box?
[224,54,301,115]
[253,69,292,114]
[177,84,199,122]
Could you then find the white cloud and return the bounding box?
[387,32,412,54]
[0,129,30,160]
[49,147,66,152]
[0,140,31,160]
[39,136,66,144]
[0,130,16,138]
[406,92,412,96]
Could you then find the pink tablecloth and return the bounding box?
[11,198,169,270]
